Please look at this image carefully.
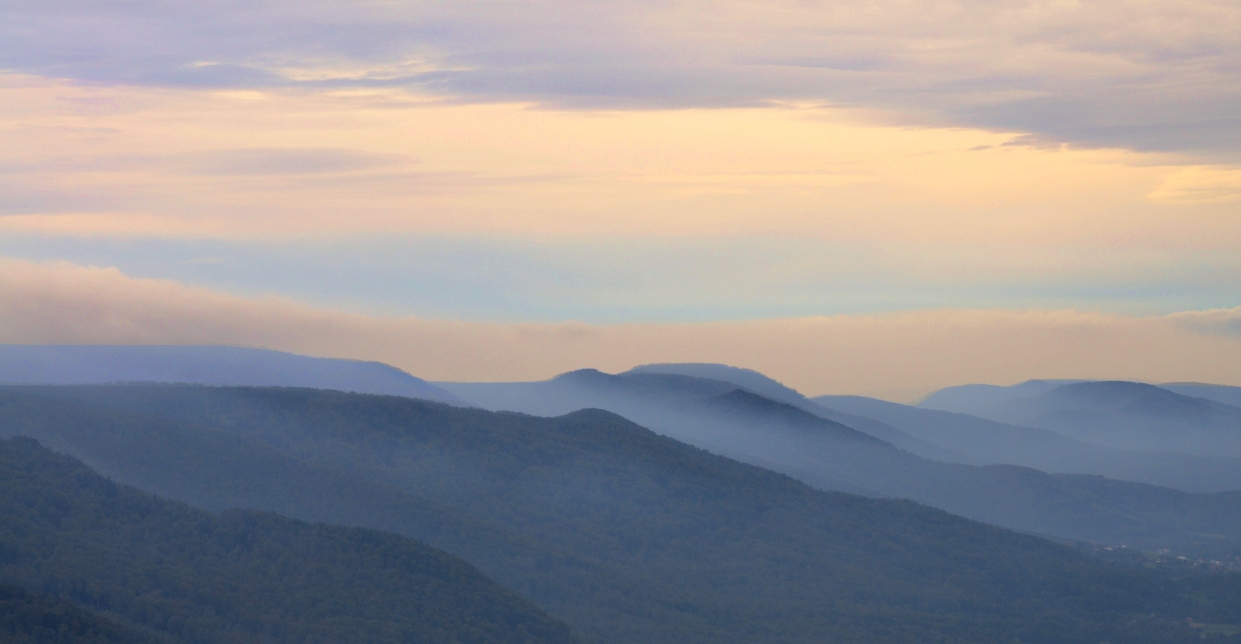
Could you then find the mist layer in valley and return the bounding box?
[439,364,1241,554]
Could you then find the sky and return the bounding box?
[1,0,1239,398]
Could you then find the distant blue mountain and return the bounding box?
[815,393,1241,493]
[626,363,808,406]
[918,379,1241,414]
[622,363,972,462]
[917,379,1089,412]
[1161,383,1241,409]
[438,367,1241,552]
[624,366,1241,492]
[968,381,1241,458]
[8,385,1240,643]
[0,345,462,404]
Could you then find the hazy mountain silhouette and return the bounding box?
[967,381,1241,457]
[437,371,1241,553]
[630,366,1241,492]
[3,385,1238,644]
[620,364,978,463]
[917,379,1089,413]
[815,394,1241,493]
[0,345,462,404]
[922,380,1241,417]
[627,363,810,406]
[443,369,905,495]
[0,435,579,644]
[1161,383,1241,409]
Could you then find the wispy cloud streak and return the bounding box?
[3,0,1239,156]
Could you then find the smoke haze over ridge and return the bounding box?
[3,258,1239,401]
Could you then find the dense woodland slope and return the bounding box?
[3,385,1240,644]
[0,436,578,644]
[0,584,159,644]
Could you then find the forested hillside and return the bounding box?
[0,584,159,644]
[4,385,1240,644]
[0,436,579,644]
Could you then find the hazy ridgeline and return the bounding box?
[815,394,1241,493]
[4,348,1241,644]
[920,380,1241,415]
[455,364,1241,493]
[0,345,464,404]
[924,380,1241,458]
[441,368,1241,554]
[2,385,1240,644]
[633,364,1241,492]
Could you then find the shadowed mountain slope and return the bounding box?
[815,394,1241,493]
[0,436,578,644]
[5,385,1241,644]
[0,389,659,641]
[0,584,159,644]
[0,345,462,404]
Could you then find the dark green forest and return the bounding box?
[0,436,578,644]
[3,385,1239,643]
[0,584,159,644]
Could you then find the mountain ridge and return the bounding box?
[0,344,463,404]
[8,384,1241,643]
[970,381,1241,457]
[814,393,1241,493]
[438,373,1241,554]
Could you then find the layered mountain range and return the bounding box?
[440,366,1241,554]
[920,379,1241,457]
[2,345,1241,643]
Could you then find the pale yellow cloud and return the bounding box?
[3,258,1238,401]
[7,0,1239,155]
[1147,166,1241,204]
[1,73,1237,253]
